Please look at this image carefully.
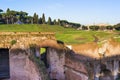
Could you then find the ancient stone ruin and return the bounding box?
[0,32,120,80]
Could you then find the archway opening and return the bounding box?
[99,64,113,80]
[116,61,120,80]
[0,48,10,79]
[40,47,49,68]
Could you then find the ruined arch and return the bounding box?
[0,32,66,80]
[99,63,113,80]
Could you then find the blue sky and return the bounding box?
[0,0,120,25]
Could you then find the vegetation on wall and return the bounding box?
[29,45,50,80]
[10,40,17,45]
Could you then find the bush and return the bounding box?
[114,23,120,30]
[89,25,99,31]
[10,40,17,45]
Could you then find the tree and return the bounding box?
[9,10,18,24]
[0,9,3,13]
[42,13,46,24]
[106,25,113,30]
[60,20,68,26]
[6,8,10,13]
[114,23,120,30]
[53,19,57,25]
[0,9,3,24]
[82,25,88,30]
[5,8,20,24]
[6,8,11,24]
[57,19,61,25]
[47,17,52,25]
[0,9,3,19]
[18,11,28,23]
[26,16,33,24]
[33,13,38,24]
[38,17,42,24]
[14,11,28,24]
[89,25,99,31]
[1,13,6,23]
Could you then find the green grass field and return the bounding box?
[56,31,120,44]
[0,24,74,32]
[0,24,120,44]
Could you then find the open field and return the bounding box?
[0,24,120,44]
[0,24,74,32]
[56,31,119,44]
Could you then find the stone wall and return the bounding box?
[9,48,42,80]
[46,48,65,80]
[71,39,120,80]
[65,50,88,80]
[0,32,55,48]
[0,32,55,80]
[0,32,89,80]
[2,32,120,80]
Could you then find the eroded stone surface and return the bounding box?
[9,50,41,80]
[47,48,65,80]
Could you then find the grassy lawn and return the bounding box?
[0,24,120,44]
[0,24,74,32]
[56,31,119,44]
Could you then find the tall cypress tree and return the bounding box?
[58,19,61,25]
[33,13,38,24]
[38,17,42,24]
[36,14,38,24]
[6,8,11,24]
[42,13,45,24]
[53,19,57,25]
[47,17,52,25]
[0,9,3,19]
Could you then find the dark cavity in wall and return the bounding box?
[40,47,49,68]
[0,48,10,79]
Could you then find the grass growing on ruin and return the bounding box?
[0,24,119,44]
